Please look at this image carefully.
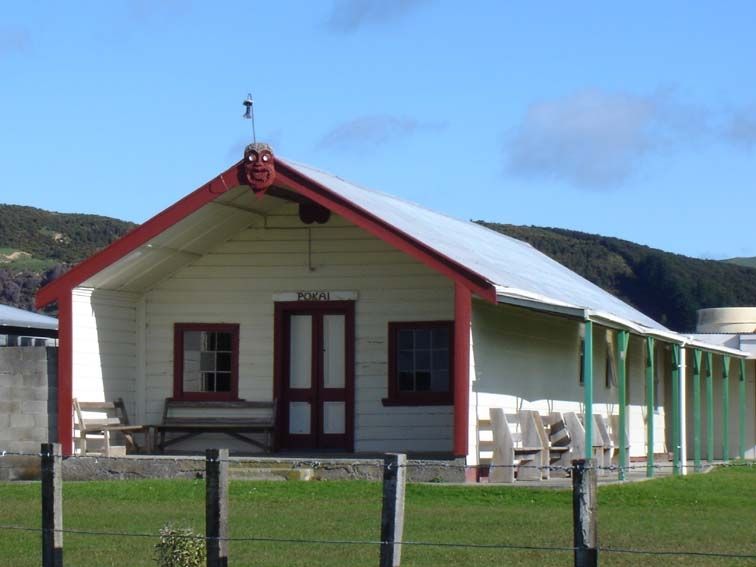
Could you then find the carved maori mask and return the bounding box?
[243,143,275,194]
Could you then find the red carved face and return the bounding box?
[243,143,275,193]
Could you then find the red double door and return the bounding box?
[275,302,354,451]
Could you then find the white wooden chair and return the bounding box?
[538,411,573,475]
[593,414,615,473]
[562,412,613,475]
[73,398,145,456]
[609,414,630,465]
[487,408,546,483]
[524,410,552,480]
[563,412,586,461]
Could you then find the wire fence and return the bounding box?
[0,446,755,566]
[3,448,753,471]
[1,525,755,560]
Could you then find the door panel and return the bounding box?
[277,302,354,451]
[323,314,345,389]
[288,402,311,434]
[322,401,346,435]
[288,315,312,389]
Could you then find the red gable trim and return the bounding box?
[36,159,496,307]
[35,163,245,308]
[274,162,497,302]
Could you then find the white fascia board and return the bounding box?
[681,337,750,358]
[586,311,686,345]
[495,286,585,319]
[644,328,687,345]
[584,310,645,335]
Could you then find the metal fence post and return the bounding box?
[572,459,597,567]
[41,442,63,567]
[206,448,229,567]
[379,453,407,567]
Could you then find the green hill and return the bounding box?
[724,256,756,269]
[478,222,756,331]
[1,204,754,332]
[0,205,136,314]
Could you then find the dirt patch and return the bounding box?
[0,250,31,263]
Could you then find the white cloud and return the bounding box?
[326,0,431,33]
[318,114,444,152]
[505,89,710,190]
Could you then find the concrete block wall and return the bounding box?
[0,346,57,480]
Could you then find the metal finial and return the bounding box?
[242,93,256,143]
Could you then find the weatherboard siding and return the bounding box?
[470,301,664,464]
[71,288,138,416]
[142,205,454,452]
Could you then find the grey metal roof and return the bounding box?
[687,333,742,350]
[688,333,756,358]
[284,159,667,332]
[0,304,58,331]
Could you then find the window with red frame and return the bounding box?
[173,323,239,400]
[384,321,454,405]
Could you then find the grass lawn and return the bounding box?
[0,466,754,566]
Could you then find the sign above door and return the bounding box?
[273,291,359,302]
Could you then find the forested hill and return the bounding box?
[478,222,756,331]
[0,205,136,313]
[725,257,756,269]
[1,203,754,332]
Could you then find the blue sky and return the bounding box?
[2,1,755,259]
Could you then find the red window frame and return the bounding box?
[383,321,454,406]
[173,323,240,401]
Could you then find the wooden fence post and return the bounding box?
[572,459,597,567]
[41,442,63,567]
[206,448,229,567]
[379,453,407,567]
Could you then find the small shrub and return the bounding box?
[154,524,205,567]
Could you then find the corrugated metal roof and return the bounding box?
[0,304,58,331]
[686,333,741,350]
[283,159,667,332]
[688,333,756,358]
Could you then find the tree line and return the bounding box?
[479,222,756,331]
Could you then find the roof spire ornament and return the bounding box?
[241,93,275,195]
[242,93,256,143]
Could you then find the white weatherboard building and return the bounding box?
[36,152,755,475]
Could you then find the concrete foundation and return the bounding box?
[58,455,467,482]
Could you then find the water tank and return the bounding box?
[696,307,756,333]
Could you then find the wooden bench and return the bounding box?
[593,414,615,472]
[485,409,546,483]
[545,412,573,466]
[73,398,146,456]
[562,412,614,475]
[155,400,276,453]
[530,411,572,478]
